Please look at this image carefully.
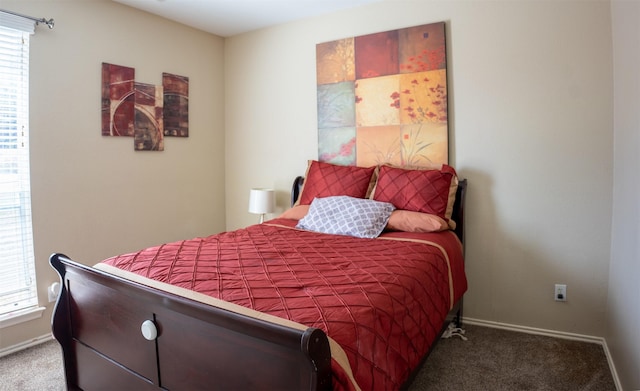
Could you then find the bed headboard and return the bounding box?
[291,176,305,207]
[452,179,467,243]
[290,176,467,243]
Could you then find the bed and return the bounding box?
[50,160,467,390]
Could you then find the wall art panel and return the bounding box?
[134,82,164,151]
[162,73,189,137]
[101,63,135,137]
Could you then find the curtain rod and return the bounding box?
[0,9,54,29]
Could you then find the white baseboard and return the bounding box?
[0,333,54,359]
[600,337,624,391]
[462,317,623,391]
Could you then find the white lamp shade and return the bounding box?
[248,188,275,215]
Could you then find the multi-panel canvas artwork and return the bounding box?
[316,22,449,168]
[101,63,189,151]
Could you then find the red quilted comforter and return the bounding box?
[101,218,466,390]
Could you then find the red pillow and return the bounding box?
[372,164,458,222]
[297,160,376,206]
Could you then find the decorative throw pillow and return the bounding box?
[372,164,458,222]
[278,205,310,220]
[296,196,395,238]
[385,210,449,233]
[296,160,377,206]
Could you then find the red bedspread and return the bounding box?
[101,218,466,390]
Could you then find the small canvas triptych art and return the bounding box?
[101,63,189,151]
[316,22,449,169]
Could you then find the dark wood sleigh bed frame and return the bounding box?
[50,177,467,390]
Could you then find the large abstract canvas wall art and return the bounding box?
[316,22,449,168]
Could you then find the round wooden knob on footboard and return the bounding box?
[141,320,158,340]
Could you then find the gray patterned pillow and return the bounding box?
[296,196,395,238]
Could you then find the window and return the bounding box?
[0,14,37,317]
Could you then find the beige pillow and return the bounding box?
[278,205,310,220]
[386,210,449,233]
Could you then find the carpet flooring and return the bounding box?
[0,324,616,390]
[0,338,64,391]
[408,324,616,391]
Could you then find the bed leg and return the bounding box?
[454,300,463,328]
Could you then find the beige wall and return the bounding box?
[0,0,225,350]
[609,1,640,389]
[225,0,614,338]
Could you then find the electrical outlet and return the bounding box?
[555,284,567,302]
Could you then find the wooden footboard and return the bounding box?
[50,253,332,391]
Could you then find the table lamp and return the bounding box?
[248,188,275,223]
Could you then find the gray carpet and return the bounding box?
[408,324,616,391]
[0,339,64,391]
[0,324,616,390]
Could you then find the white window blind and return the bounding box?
[0,16,37,316]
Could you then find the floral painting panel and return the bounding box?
[399,70,448,125]
[401,122,448,168]
[355,74,401,127]
[355,30,399,79]
[101,63,135,136]
[163,73,189,137]
[316,38,355,85]
[318,127,357,166]
[356,125,402,167]
[399,22,446,74]
[317,82,355,129]
[134,82,164,151]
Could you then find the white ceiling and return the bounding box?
[114,0,385,37]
